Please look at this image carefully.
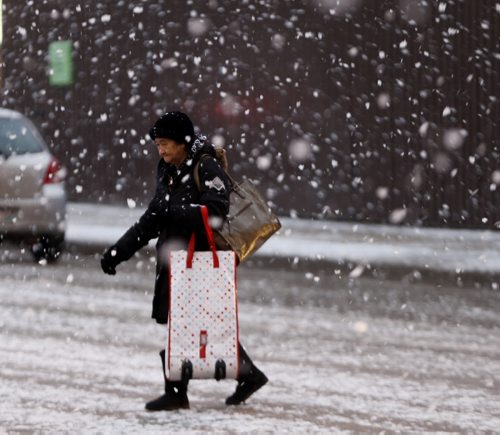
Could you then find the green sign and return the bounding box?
[48,41,74,86]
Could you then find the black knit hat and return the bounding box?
[148,111,195,146]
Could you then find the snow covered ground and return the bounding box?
[66,202,500,279]
[1,254,500,432]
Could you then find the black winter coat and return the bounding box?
[107,138,230,324]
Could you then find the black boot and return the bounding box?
[226,344,268,405]
[145,350,190,411]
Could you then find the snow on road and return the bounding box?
[1,256,500,432]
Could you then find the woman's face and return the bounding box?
[154,138,187,166]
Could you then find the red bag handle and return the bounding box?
[186,205,219,269]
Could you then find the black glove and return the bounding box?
[100,248,118,275]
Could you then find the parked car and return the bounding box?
[0,108,67,262]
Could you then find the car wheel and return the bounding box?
[32,235,65,263]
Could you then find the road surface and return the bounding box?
[1,248,500,432]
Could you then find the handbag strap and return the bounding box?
[193,154,235,191]
[186,205,219,269]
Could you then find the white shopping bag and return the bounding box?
[166,205,239,382]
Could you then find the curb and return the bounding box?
[244,255,500,288]
[65,239,500,289]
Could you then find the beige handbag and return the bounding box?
[194,157,281,263]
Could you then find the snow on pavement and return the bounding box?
[66,202,500,275]
[1,259,500,432]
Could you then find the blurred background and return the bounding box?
[1,0,499,227]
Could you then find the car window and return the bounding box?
[0,117,45,157]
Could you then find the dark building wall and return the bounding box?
[1,0,499,228]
